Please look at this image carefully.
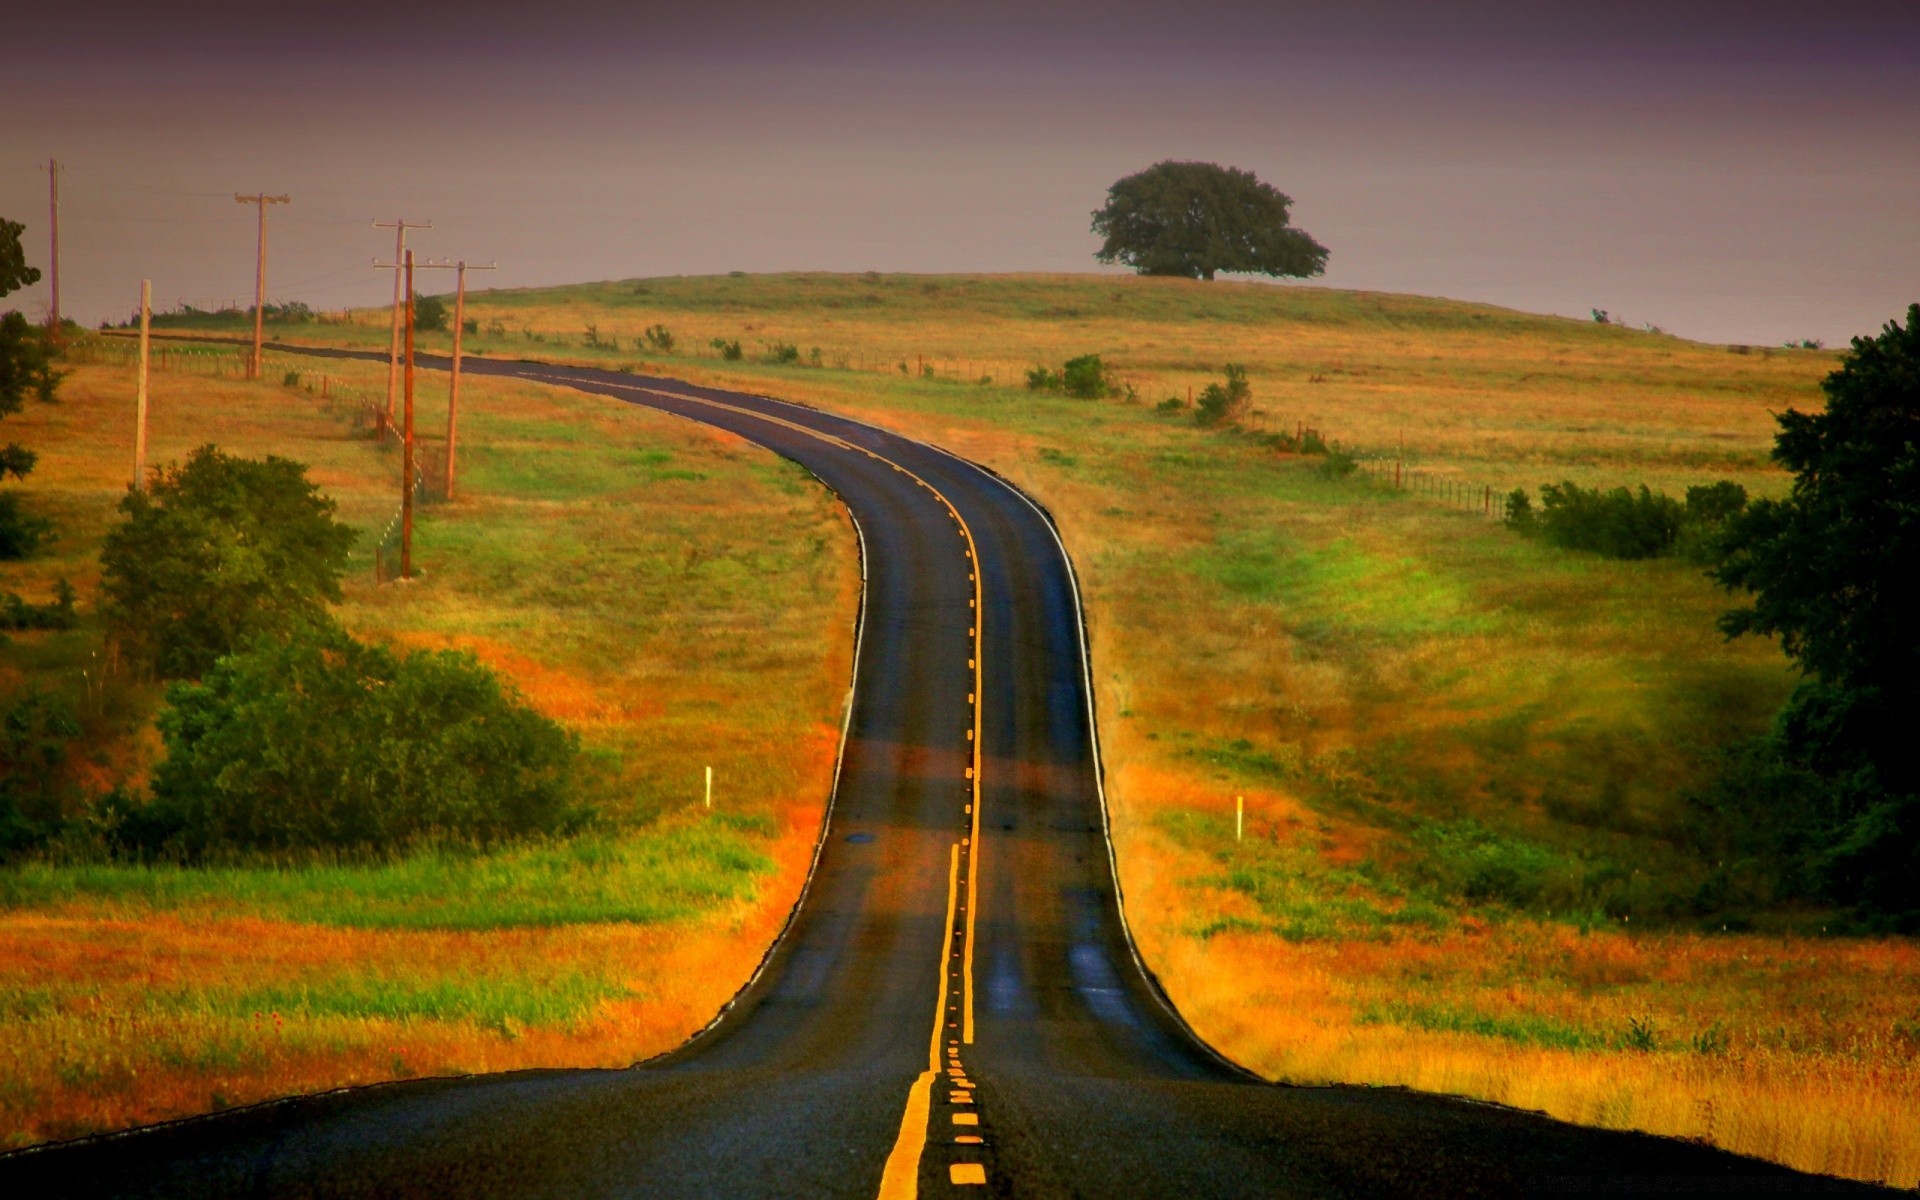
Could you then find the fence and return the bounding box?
[1354,457,1505,521]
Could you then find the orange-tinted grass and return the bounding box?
[1114,760,1920,1189]
[0,766,829,1149]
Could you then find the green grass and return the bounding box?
[0,821,771,930]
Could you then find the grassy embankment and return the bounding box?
[256,272,1915,1187]
[0,341,859,1146]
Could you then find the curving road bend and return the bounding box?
[2,352,1891,1198]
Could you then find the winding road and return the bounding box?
[3,352,1891,1198]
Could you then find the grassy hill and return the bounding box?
[91,273,1916,1185]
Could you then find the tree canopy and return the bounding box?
[1091,161,1328,282]
[1,218,57,559]
[147,623,582,857]
[0,219,41,298]
[1709,303,1920,914]
[100,446,358,678]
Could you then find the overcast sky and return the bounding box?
[3,1,1915,345]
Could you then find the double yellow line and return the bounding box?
[562,377,985,1198]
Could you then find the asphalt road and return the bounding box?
[3,350,1895,1198]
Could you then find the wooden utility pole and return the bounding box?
[236,193,291,379]
[372,219,432,429]
[445,259,496,500]
[134,280,150,490]
[402,251,417,580]
[46,160,60,333]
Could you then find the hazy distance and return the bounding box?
[3,0,1915,346]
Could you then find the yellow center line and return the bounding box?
[877,843,961,1200]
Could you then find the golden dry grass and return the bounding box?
[0,345,858,1146]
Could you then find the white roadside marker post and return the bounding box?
[1236,795,1244,842]
[705,765,713,810]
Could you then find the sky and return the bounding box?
[3,1,1916,346]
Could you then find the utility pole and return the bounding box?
[402,251,417,580]
[235,193,290,379]
[46,160,60,334]
[134,280,151,490]
[372,219,432,431]
[445,259,496,500]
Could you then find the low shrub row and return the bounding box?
[1504,479,1747,561]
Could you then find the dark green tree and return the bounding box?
[1,218,61,559]
[146,623,582,856]
[1711,303,1920,913]
[100,446,358,678]
[1091,162,1328,282]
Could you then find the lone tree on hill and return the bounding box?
[1091,161,1328,282]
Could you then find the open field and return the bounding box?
[239,272,1920,1186]
[0,346,859,1147]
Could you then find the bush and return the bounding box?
[413,293,448,332]
[764,341,800,364]
[1195,364,1251,427]
[0,690,81,857]
[1,579,76,630]
[100,446,357,678]
[1061,354,1115,399]
[143,624,584,857]
[711,338,743,361]
[643,324,675,352]
[0,493,51,560]
[1319,449,1358,478]
[1026,365,1062,392]
[1507,478,1751,561]
[1505,480,1683,559]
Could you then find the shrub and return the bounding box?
[413,293,448,332]
[281,370,302,388]
[1195,364,1251,427]
[1025,365,1063,392]
[1156,396,1185,413]
[1061,354,1115,399]
[100,446,357,678]
[1,579,76,630]
[0,690,82,857]
[1503,480,1681,559]
[711,338,743,361]
[461,317,478,335]
[144,624,584,857]
[1503,488,1537,534]
[1319,449,1358,478]
[764,341,800,364]
[0,493,51,560]
[643,324,675,352]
